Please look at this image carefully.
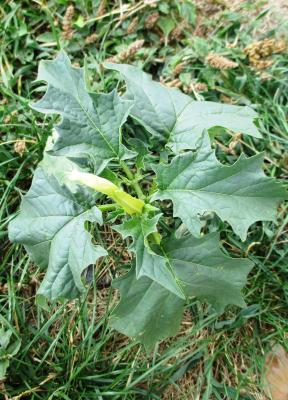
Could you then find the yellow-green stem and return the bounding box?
[98,203,118,212]
[120,161,145,200]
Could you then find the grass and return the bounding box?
[0,0,287,398]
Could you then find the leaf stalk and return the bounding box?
[120,161,145,200]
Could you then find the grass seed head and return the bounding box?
[1,98,8,105]
[171,20,188,41]
[244,38,286,69]
[194,82,208,92]
[183,81,208,93]
[259,71,273,81]
[205,53,238,69]
[62,4,75,40]
[160,76,183,89]
[97,0,106,17]
[14,140,27,157]
[173,62,186,76]
[107,39,145,63]
[127,16,139,34]
[85,33,98,45]
[145,11,159,29]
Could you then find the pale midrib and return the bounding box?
[43,209,95,296]
[129,79,171,135]
[161,153,256,191]
[167,97,195,145]
[78,99,118,158]
[172,258,245,288]
[30,209,92,248]
[138,221,185,298]
[162,188,272,199]
[65,61,120,158]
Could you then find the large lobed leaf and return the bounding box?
[105,63,262,152]
[152,132,287,240]
[32,51,133,173]
[113,214,185,299]
[8,165,107,300]
[111,230,253,348]
[164,232,253,312]
[110,269,185,350]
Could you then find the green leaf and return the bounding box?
[32,51,133,173]
[110,268,185,349]
[111,232,252,348]
[6,338,21,357]
[41,152,145,215]
[0,328,12,349]
[0,328,21,380]
[8,166,107,300]
[157,16,176,44]
[152,132,287,240]
[104,63,262,152]
[179,3,196,25]
[113,214,185,299]
[40,152,99,204]
[163,232,253,313]
[127,137,149,170]
[0,359,9,380]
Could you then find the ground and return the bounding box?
[0,0,287,399]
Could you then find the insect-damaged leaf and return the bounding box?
[152,132,287,240]
[8,166,107,300]
[105,63,261,152]
[32,51,133,173]
[113,214,185,299]
[111,232,252,348]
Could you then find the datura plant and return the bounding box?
[9,51,287,349]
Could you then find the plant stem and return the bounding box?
[120,161,145,199]
[98,203,118,212]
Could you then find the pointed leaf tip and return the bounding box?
[152,132,287,240]
[8,166,107,301]
[113,214,185,299]
[31,52,134,173]
[106,63,262,150]
[110,269,185,349]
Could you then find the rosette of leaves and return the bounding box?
[9,51,287,349]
